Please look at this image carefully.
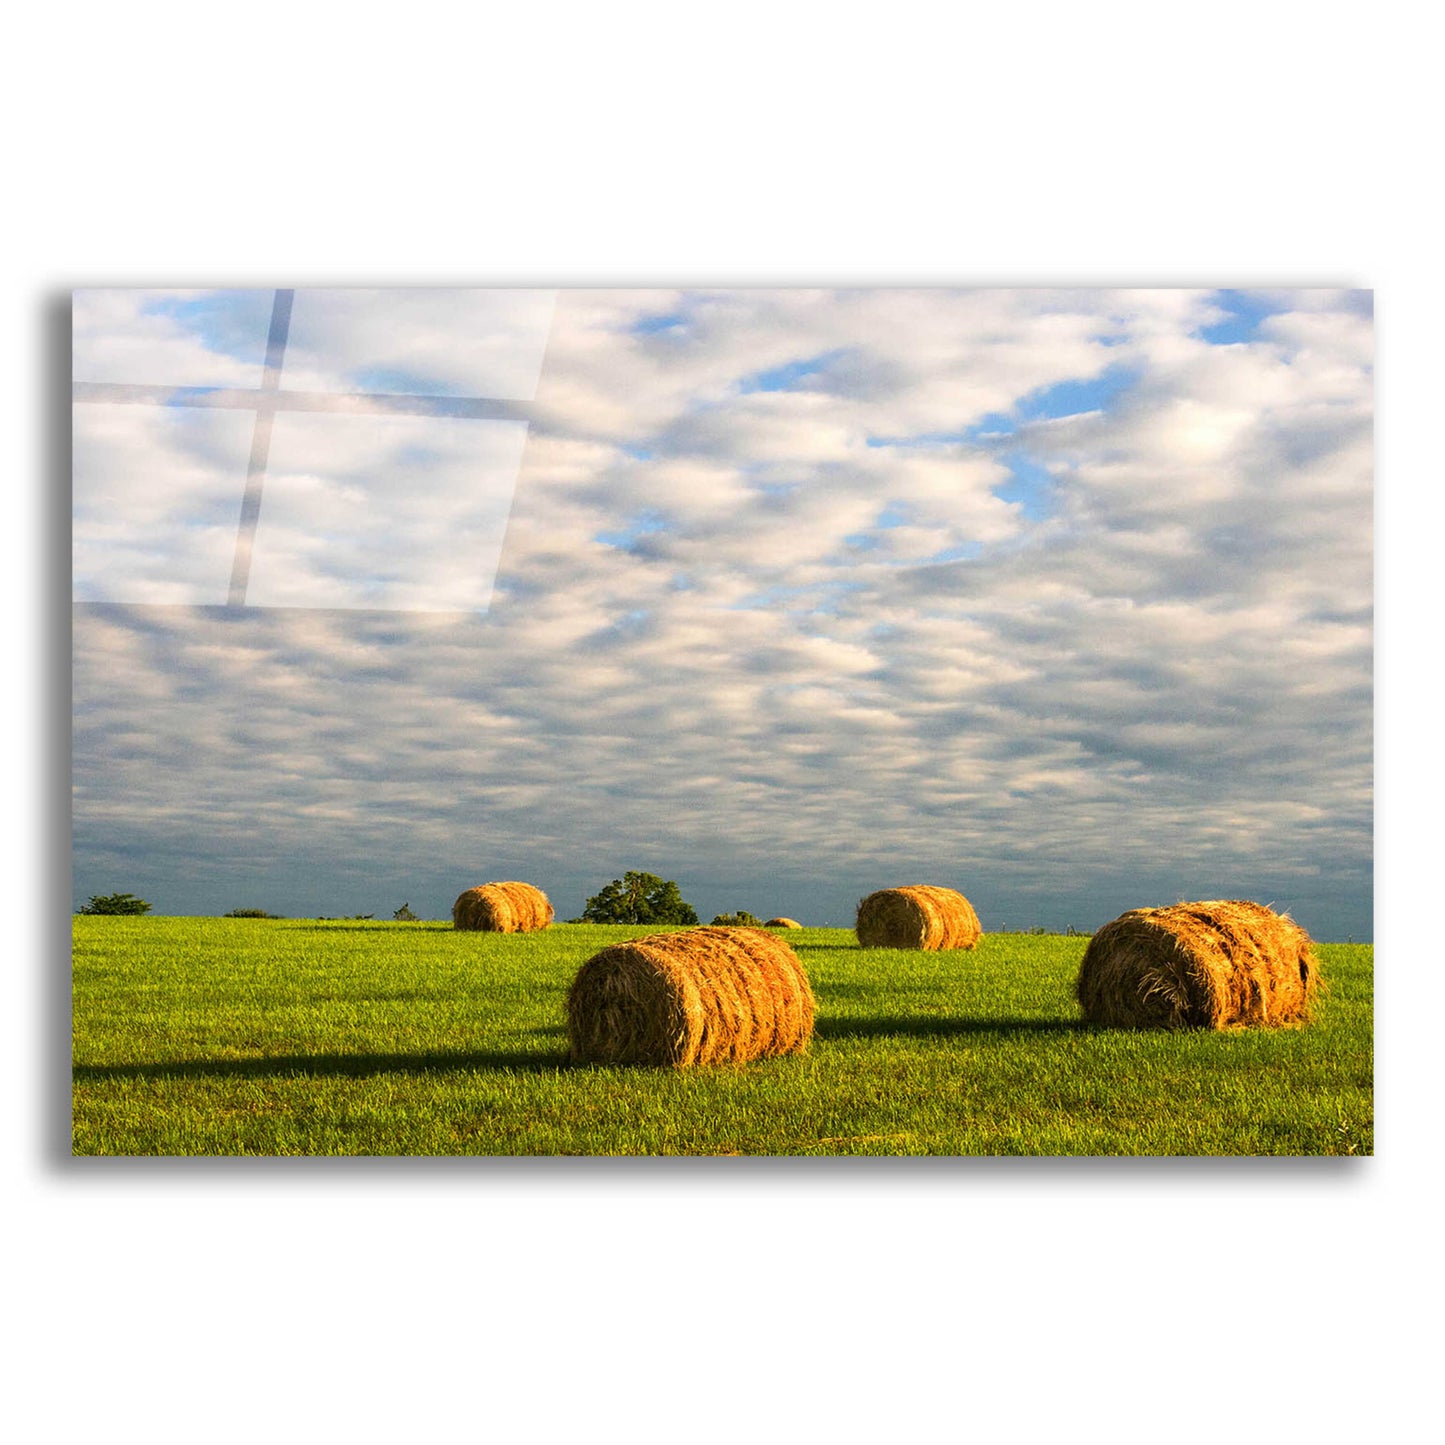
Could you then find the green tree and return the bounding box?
[582,871,699,926]
[711,910,762,927]
[78,892,151,916]
[393,902,420,921]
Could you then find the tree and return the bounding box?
[712,910,762,927]
[223,908,281,919]
[582,871,699,926]
[393,902,420,921]
[77,892,151,916]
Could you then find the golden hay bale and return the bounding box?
[1076,899,1319,1029]
[855,886,981,950]
[766,917,802,928]
[452,881,554,933]
[567,926,815,1067]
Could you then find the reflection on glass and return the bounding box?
[71,288,556,611]
[72,405,258,605]
[247,413,529,611]
[72,289,275,389]
[282,289,555,399]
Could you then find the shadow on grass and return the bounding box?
[280,923,454,934]
[74,1044,572,1082]
[72,1020,1093,1080]
[791,941,1002,959]
[817,1015,1091,1041]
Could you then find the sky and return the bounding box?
[71,286,1374,938]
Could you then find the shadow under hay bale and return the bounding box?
[766,917,802,928]
[1076,899,1319,1029]
[452,881,554,933]
[567,926,816,1067]
[855,886,981,950]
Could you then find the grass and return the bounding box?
[71,918,1373,1156]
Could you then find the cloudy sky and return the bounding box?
[71,287,1373,938]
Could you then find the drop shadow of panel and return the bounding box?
[45,291,77,1173]
[817,1015,1091,1041]
[74,1045,571,1082]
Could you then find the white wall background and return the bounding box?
[7,4,1436,1442]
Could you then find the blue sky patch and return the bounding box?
[1018,365,1137,422]
[631,311,687,336]
[965,364,1139,441]
[994,454,1057,521]
[595,509,669,551]
[739,349,846,394]
[844,502,914,551]
[1197,290,1289,345]
[871,364,1138,450]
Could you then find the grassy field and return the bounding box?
[71,918,1373,1156]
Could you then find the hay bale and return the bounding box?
[567,926,815,1067]
[855,886,981,950]
[766,917,802,928]
[452,881,554,933]
[1076,899,1319,1029]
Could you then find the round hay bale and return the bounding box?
[766,917,802,928]
[567,926,816,1067]
[855,886,981,950]
[452,881,554,933]
[1076,899,1319,1029]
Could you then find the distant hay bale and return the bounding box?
[1076,899,1319,1029]
[452,881,554,933]
[855,886,981,950]
[567,926,815,1067]
[766,917,802,929]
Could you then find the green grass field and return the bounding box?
[71,918,1373,1156]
